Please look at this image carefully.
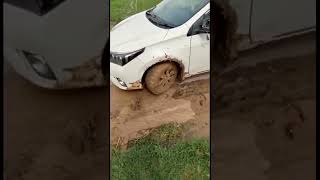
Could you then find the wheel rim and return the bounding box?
[158,68,176,88]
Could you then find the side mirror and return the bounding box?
[201,19,210,33]
[187,16,210,36]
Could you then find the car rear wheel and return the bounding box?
[145,62,178,95]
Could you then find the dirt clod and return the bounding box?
[130,97,142,111]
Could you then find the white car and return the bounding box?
[4,0,108,89]
[110,0,210,94]
[110,0,315,95]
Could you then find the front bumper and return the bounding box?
[110,76,128,90]
[110,61,144,90]
[4,48,58,89]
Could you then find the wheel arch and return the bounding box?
[141,58,186,86]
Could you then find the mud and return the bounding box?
[4,64,108,180]
[128,80,143,90]
[4,31,315,179]
[143,55,186,82]
[212,34,316,179]
[110,33,315,179]
[110,77,210,148]
[63,55,106,88]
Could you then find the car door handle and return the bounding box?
[206,34,210,40]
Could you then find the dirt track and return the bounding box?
[110,76,210,148]
[110,32,315,180]
[4,32,315,179]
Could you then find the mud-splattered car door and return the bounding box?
[189,11,210,74]
[250,0,316,41]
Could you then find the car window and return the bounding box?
[187,10,210,36]
[202,11,210,29]
[4,0,66,16]
[149,0,209,28]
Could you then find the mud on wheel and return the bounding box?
[145,62,178,95]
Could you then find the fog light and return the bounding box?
[116,77,127,87]
[22,51,56,80]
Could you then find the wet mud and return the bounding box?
[110,77,210,148]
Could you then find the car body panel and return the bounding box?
[4,47,58,88]
[141,34,191,75]
[4,0,108,88]
[251,0,316,41]
[110,11,169,53]
[189,33,210,74]
[189,10,210,74]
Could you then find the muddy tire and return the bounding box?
[145,62,178,95]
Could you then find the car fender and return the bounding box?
[136,50,186,84]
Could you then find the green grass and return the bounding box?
[110,0,162,28]
[111,123,210,180]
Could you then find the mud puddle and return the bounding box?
[110,78,210,148]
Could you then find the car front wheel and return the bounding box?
[145,62,178,95]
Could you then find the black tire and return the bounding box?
[145,62,178,95]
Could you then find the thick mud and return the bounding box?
[110,76,210,148]
[4,64,108,180]
[212,34,316,180]
[213,53,315,179]
[5,33,315,180]
[110,33,315,180]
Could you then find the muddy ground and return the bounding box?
[212,33,316,180]
[110,32,315,179]
[4,62,109,180]
[4,32,315,180]
[110,76,210,148]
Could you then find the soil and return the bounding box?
[4,63,109,180]
[110,77,210,148]
[110,33,315,180]
[4,33,315,180]
[211,33,316,180]
[213,52,316,180]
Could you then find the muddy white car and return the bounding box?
[4,0,108,89]
[111,0,210,94]
[110,0,315,94]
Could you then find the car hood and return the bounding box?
[110,10,169,53]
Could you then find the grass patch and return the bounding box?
[110,0,162,27]
[111,123,210,180]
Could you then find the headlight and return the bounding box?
[22,51,56,80]
[110,48,145,66]
[116,77,127,87]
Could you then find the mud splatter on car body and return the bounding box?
[62,55,106,88]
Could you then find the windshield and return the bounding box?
[147,0,209,28]
[4,0,66,16]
